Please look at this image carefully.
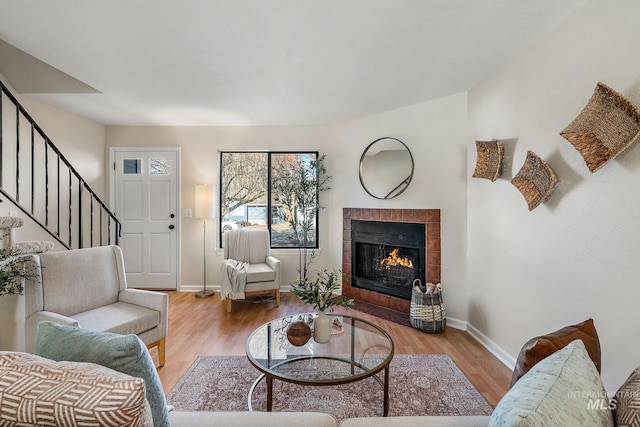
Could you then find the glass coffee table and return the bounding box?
[246,313,395,416]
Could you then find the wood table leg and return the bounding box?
[384,366,390,416]
[266,375,273,411]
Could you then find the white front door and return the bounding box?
[112,148,179,289]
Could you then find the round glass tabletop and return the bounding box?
[246,313,394,385]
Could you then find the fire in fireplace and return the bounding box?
[351,220,425,300]
[379,247,414,269]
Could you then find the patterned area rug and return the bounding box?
[166,354,493,421]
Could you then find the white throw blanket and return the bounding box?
[220,259,249,300]
[220,229,252,300]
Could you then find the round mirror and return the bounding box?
[359,137,414,199]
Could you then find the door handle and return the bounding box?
[169,225,175,230]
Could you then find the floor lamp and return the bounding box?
[195,184,215,298]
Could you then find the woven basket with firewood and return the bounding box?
[410,279,445,333]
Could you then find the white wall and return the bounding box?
[467,0,640,392]
[105,125,332,289]
[328,93,469,324]
[9,1,636,394]
[2,68,469,346]
[0,72,107,351]
[13,95,107,200]
[105,93,469,327]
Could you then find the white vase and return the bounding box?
[313,311,331,343]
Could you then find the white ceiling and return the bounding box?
[0,0,588,127]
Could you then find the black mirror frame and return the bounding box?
[358,137,414,200]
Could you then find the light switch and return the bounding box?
[183,209,192,218]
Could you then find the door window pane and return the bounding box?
[150,158,170,175]
[123,159,142,174]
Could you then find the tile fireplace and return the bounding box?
[343,208,441,314]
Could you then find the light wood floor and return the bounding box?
[151,291,511,408]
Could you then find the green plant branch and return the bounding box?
[290,269,354,312]
[0,249,39,297]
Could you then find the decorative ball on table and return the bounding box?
[287,321,312,346]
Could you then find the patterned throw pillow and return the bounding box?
[613,365,640,426]
[0,352,152,427]
[35,321,170,427]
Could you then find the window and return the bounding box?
[122,158,171,175]
[219,151,320,248]
[122,159,142,174]
[149,157,170,174]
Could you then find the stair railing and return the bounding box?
[0,80,120,250]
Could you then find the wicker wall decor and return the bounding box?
[472,139,504,181]
[560,82,640,173]
[511,151,558,211]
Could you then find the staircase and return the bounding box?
[0,80,121,250]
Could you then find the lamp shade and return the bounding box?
[195,184,215,219]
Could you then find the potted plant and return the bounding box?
[0,248,38,296]
[290,269,354,343]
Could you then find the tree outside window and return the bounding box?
[219,151,322,250]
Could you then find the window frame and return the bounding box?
[218,150,320,249]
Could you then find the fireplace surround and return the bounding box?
[343,208,441,314]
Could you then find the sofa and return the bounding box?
[2,336,636,426]
[23,245,168,366]
[2,320,636,426]
[0,345,484,426]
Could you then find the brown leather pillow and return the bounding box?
[509,318,601,388]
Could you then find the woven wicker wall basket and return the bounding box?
[560,82,640,173]
[511,151,558,211]
[472,140,504,181]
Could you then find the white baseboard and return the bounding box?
[466,323,516,370]
[442,316,467,331]
[179,284,222,293]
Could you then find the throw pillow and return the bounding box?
[35,321,170,427]
[490,340,613,427]
[0,351,151,427]
[510,318,601,387]
[613,365,640,426]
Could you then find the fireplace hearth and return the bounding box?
[343,208,441,314]
[352,220,425,300]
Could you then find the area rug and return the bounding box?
[166,354,493,421]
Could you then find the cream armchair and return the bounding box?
[24,245,168,366]
[221,228,281,312]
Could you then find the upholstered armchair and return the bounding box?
[221,228,281,313]
[23,245,168,366]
